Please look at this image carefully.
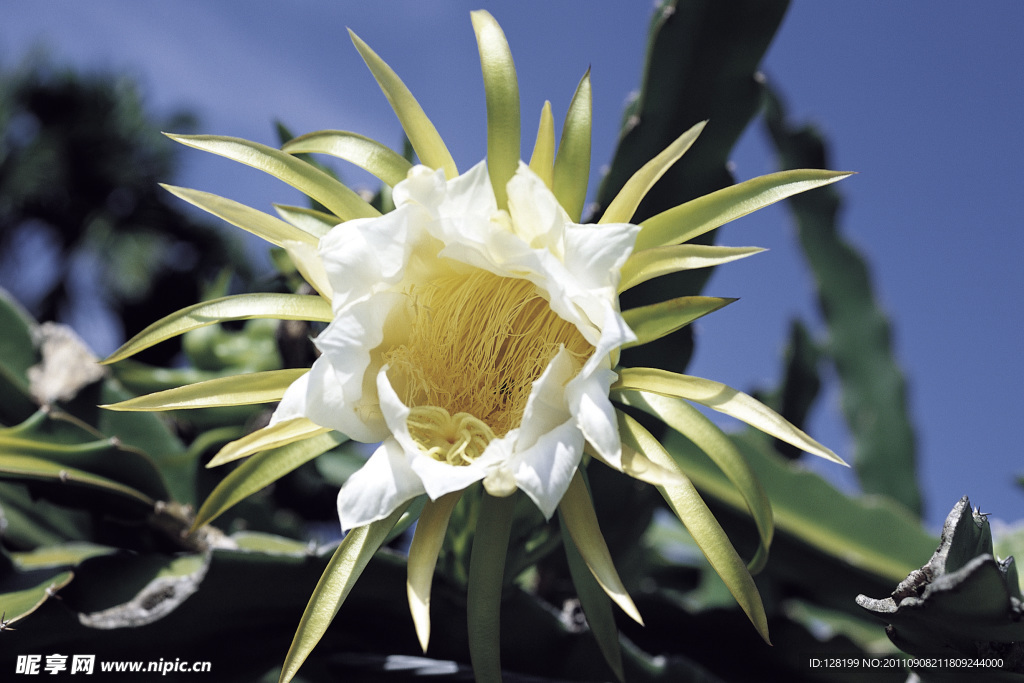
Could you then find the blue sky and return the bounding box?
[4,1,1023,531]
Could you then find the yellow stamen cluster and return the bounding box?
[384,268,592,464]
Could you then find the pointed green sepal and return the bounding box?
[165,134,380,220]
[349,30,458,180]
[620,244,765,292]
[207,417,329,468]
[615,410,771,643]
[528,101,556,187]
[558,470,643,625]
[636,169,853,251]
[161,185,319,248]
[471,10,520,210]
[278,502,410,683]
[281,240,333,301]
[617,404,773,573]
[407,491,462,652]
[273,204,339,238]
[613,368,844,464]
[601,121,706,225]
[100,369,307,412]
[283,130,413,187]
[622,296,735,349]
[193,430,346,531]
[103,294,331,365]
[563,512,625,681]
[552,70,592,221]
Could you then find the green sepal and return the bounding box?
[562,514,625,681]
[636,168,851,251]
[622,296,735,349]
[273,204,339,238]
[615,408,770,644]
[282,130,413,187]
[192,430,347,531]
[528,101,555,187]
[161,184,319,248]
[104,294,331,365]
[600,121,705,225]
[552,70,592,222]
[278,503,411,683]
[617,403,773,574]
[613,369,842,464]
[101,369,307,412]
[165,134,380,220]
[207,417,328,468]
[348,30,458,179]
[620,244,764,292]
[472,9,520,210]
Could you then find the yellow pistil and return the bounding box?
[384,268,592,463]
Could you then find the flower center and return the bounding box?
[383,269,592,464]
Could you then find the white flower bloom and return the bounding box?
[273,161,639,530]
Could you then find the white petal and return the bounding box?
[507,162,567,255]
[570,367,622,467]
[511,419,583,519]
[376,366,488,500]
[438,161,496,220]
[563,221,640,292]
[270,370,310,425]
[516,346,575,452]
[337,438,424,531]
[308,292,405,442]
[393,165,447,211]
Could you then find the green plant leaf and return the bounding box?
[552,70,592,222]
[278,504,410,683]
[192,430,346,530]
[0,290,39,424]
[764,87,920,515]
[104,294,331,365]
[282,130,413,187]
[0,417,169,503]
[101,368,307,411]
[348,30,458,180]
[622,296,735,349]
[0,454,155,516]
[0,570,73,626]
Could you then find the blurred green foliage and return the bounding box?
[0,54,252,366]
